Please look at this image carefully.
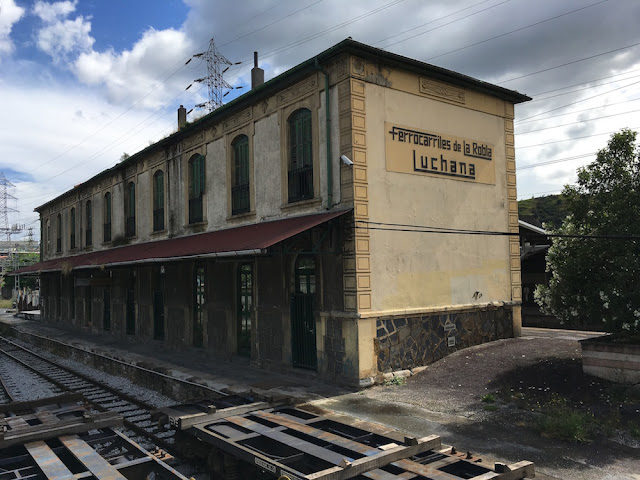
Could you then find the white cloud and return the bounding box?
[37,16,94,61]
[0,0,25,58]
[74,28,194,107]
[32,0,76,23]
[33,0,93,63]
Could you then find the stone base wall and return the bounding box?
[375,306,514,374]
[322,317,346,381]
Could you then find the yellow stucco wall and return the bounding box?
[364,79,512,313]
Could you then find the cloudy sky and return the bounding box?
[0,0,638,240]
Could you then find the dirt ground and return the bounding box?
[312,332,640,480]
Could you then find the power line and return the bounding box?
[218,0,325,48]
[517,126,639,149]
[516,152,596,170]
[516,79,640,123]
[517,108,640,135]
[374,0,499,46]
[498,40,640,84]
[425,0,607,62]
[380,0,513,50]
[225,0,513,82]
[355,220,640,240]
[525,72,640,104]
[516,97,640,125]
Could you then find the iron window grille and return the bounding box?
[85,201,92,246]
[232,135,250,214]
[189,155,205,224]
[103,222,111,242]
[125,182,136,237]
[125,216,136,238]
[288,164,314,203]
[70,208,76,249]
[231,184,250,215]
[153,171,164,231]
[153,208,164,231]
[288,109,313,203]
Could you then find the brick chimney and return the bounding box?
[251,52,264,89]
[178,105,187,129]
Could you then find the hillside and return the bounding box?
[518,194,569,229]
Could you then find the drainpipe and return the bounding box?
[315,58,332,210]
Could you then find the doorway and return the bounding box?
[237,263,253,357]
[291,256,317,369]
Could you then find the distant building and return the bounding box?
[18,39,529,386]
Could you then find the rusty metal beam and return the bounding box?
[170,401,271,430]
[0,411,122,448]
[60,434,128,480]
[25,440,75,480]
[0,393,84,414]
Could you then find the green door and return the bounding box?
[291,256,317,369]
[237,263,253,356]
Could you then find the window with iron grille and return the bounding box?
[125,182,136,237]
[70,207,76,249]
[189,154,205,224]
[56,214,62,252]
[103,192,112,243]
[232,135,250,215]
[85,200,92,246]
[153,170,164,231]
[46,219,51,255]
[288,109,313,203]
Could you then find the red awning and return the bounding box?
[16,210,350,274]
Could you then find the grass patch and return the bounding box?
[383,376,407,387]
[0,298,13,309]
[534,394,623,443]
[481,393,496,403]
[483,404,498,412]
[536,400,593,443]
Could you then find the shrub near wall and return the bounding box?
[375,307,513,374]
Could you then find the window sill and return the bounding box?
[281,197,322,211]
[151,229,167,236]
[185,221,207,229]
[227,210,256,222]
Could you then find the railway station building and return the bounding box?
[20,39,530,387]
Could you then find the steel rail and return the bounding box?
[0,336,180,453]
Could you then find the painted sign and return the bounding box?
[385,122,495,184]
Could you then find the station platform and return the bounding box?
[0,311,348,404]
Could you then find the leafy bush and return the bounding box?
[535,129,640,335]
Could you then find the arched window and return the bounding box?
[103,192,112,242]
[56,213,62,252]
[153,170,164,231]
[70,207,76,249]
[232,135,250,214]
[188,154,205,224]
[85,200,92,246]
[295,256,316,294]
[125,181,136,237]
[288,108,313,203]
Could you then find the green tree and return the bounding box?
[535,129,640,335]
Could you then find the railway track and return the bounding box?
[0,360,16,404]
[0,335,180,452]
[0,349,63,403]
